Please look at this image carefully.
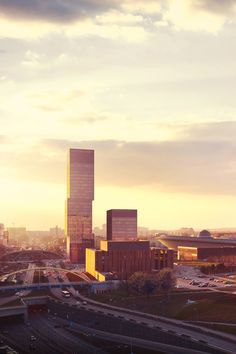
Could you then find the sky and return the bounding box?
[1,0,236,231]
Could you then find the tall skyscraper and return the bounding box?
[107,209,137,241]
[66,148,94,263]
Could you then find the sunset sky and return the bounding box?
[1,0,236,230]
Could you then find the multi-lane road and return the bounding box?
[0,313,108,354]
[0,263,36,306]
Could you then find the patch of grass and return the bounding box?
[176,293,236,323]
[0,299,22,307]
[90,290,236,323]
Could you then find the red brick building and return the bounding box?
[86,240,174,281]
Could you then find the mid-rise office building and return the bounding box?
[86,240,174,281]
[66,148,94,263]
[107,209,137,241]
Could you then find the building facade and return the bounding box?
[107,209,137,241]
[178,245,236,264]
[86,240,174,281]
[66,148,94,263]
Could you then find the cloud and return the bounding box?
[121,0,162,14]
[0,0,235,43]
[0,0,119,23]
[0,135,7,142]
[65,113,109,125]
[194,0,236,15]
[164,0,229,33]
[179,121,236,142]
[37,121,236,195]
[28,88,85,111]
[1,121,236,195]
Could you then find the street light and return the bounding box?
[130,338,133,354]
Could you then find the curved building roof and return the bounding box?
[198,229,212,238]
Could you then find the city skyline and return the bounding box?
[1,1,236,229]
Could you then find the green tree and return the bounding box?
[128,272,160,296]
[128,272,146,294]
[128,269,176,297]
[158,268,176,295]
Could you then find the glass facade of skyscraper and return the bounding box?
[66,149,94,263]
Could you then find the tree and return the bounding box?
[142,273,159,296]
[158,268,176,295]
[128,272,146,294]
[128,269,176,297]
[128,272,159,296]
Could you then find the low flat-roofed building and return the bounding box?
[178,245,236,264]
[86,240,174,281]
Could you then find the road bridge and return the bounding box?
[0,281,91,293]
[0,266,89,282]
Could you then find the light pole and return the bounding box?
[130,338,133,354]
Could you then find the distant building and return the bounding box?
[198,229,212,238]
[66,148,94,263]
[0,224,8,246]
[106,209,137,241]
[50,226,64,238]
[178,246,236,264]
[170,228,195,237]
[94,235,105,249]
[3,230,9,246]
[0,224,4,244]
[138,226,150,239]
[86,240,174,281]
[159,229,236,252]
[7,227,28,244]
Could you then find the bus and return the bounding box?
[61,290,70,298]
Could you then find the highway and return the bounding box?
[0,264,35,306]
[48,297,236,354]
[0,314,107,354]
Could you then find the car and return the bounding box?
[202,282,209,287]
[189,281,200,286]
[209,284,217,287]
[76,301,81,305]
[30,336,36,341]
[82,301,87,305]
